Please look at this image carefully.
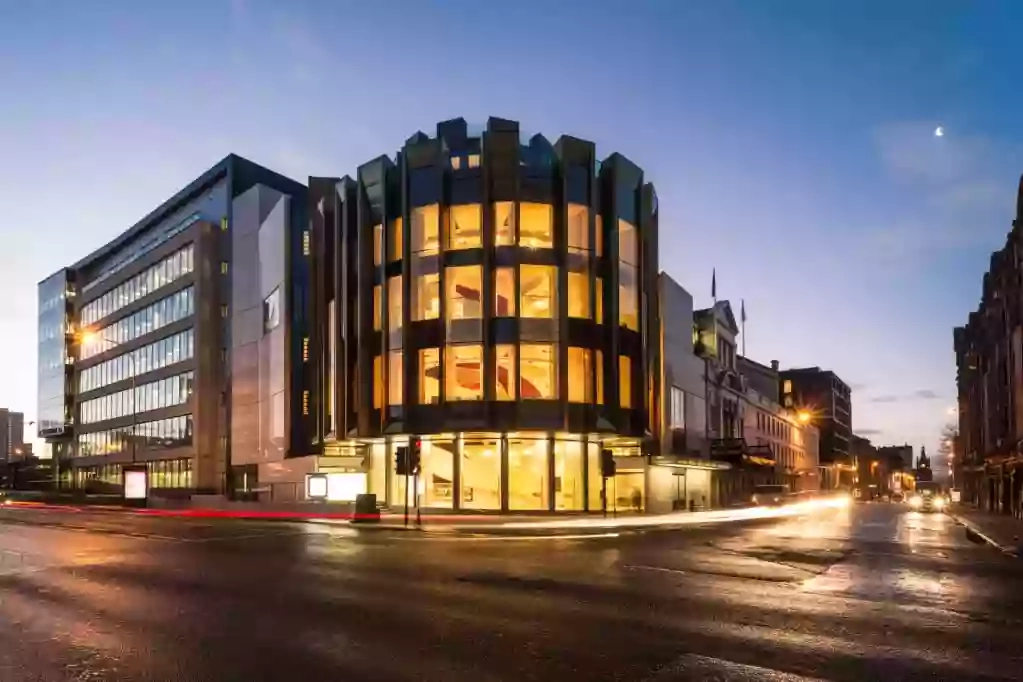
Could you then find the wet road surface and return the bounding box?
[0,501,1020,681]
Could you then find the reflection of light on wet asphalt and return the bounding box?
[495,496,852,531]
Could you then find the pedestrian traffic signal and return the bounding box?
[600,448,616,478]
[395,446,410,475]
[409,437,422,475]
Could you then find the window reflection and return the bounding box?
[80,244,194,327]
[80,371,194,424]
[494,201,515,246]
[388,217,403,262]
[494,267,516,317]
[567,347,593,403]
[520,265,556,319]
[76,415,193,458]
[412,204,440,254]
[619,355,632,408]
[618,218,638,265]
[508,437,548,510]
[411,255,440,320]
[495,344,516,400]
[520,344,556,399]
[445,344,483,401]
[388,351,402,406]
[80,287,194,359]
[447,204,481,250]
[519,202,553,248]
[619,263,638,331]
[462,439,500,510]
[568,204,589,251]
[419,348,440,404]
[80,329,194,393]
[388,275,402,347]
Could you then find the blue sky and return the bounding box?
[2,0,1021,457]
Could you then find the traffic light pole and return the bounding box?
[602,476,607,518]
[403,466,409,529]
[415,471,421,526]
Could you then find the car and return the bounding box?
[751,484,790,507]
[890,491,905,504]
[909,486,948,513]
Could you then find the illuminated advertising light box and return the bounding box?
[124,470,148,500]
[307,474,328,500]
[326,473,367,502]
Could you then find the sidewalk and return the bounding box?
[950,506,1023,557]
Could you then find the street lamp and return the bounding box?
[797,410,811,424]
[79,330,137,465]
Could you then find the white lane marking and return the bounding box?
[408,531,623,542]
[644,652,829,681]
[623,564,688,575]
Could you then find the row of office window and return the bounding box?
[64,458,193,489]
[79,329,194,393]
[371,203,638,261]
[756,411,793,441]
[370,261,636,334]
[77,414,193,457]
[80,371,194,424]
[80,287,194,359]
[80,244,194,326]
[371,345,633,407]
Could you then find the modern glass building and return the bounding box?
[306,117,660,512]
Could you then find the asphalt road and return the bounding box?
[0,502,1020,681]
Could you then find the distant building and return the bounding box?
[878,444,913,472]
[741,384,820,492]
[851,435,883,498]
[0,409,25,463]
[779,367,852,489]
[737,356,780,404]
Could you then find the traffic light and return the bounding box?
[409,437,422,475]
[394,446,409,475]
[600,448,616,478]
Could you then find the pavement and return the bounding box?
[950,505,1023,557]
[0,501,1020,681]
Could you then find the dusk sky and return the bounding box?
[2,0,1022,456]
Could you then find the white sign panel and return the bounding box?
[307,474,328,500]
[124,470,148,500]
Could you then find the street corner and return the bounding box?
[950,512,1022,558]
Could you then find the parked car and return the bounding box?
[751,484,790,507]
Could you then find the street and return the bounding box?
[0,502,1021,681]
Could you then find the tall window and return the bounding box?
[412,204,440,255]
[494,267,515,317]
[618,218,638,265]
[567,347,593,403]
[387,275,402,347]
[462,439,500,510]
[419,348,440,404]
[554,440,585,511]
[495,344,516,400]
[595,214,603,256]
[373,285,382,330]
[596,350,604,404]
[372,224,383,265]
[520,265,556,319]
[373,356,383,409]
[619,355,632,408]
[595,277,603,324]
[411,256,439,320]
[445,266,482,341]
[445,344,483,401]
[567,263,590,319]
[494,201,515,246]
[388,217,403,262]
[447,204,482,250]
[568,203,590,251]
[618,218,639,331]
[519,202,553,248]
[508,437,548,510]
[388,351,403,406]
[521,344,556,399]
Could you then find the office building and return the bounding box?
[38,155,307,493]
[779,366,852,489]
[0,409,24,463]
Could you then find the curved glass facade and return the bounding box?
[311,116,660,511]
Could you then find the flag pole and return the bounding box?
[741,299,746,358]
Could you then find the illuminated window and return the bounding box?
[619,263,638,331]
[450,156,462,170]
[462,438,500,510]
[388,275,402,346]
[411,255,439,320]
[595,277,603,324]
[373,285,382,330]
[467,154,480,168]
[520,265,556,319]
[596,350,604,404]
[373,355,383,409]
[447,204,482,250]
[419,348,440,404]
[372,223,383,265]
[388,351,403,405]
[567,270,590,319]
[494,267,516,317]
[595,214,603,256]
[412,204,440,254]
[554,440,585,510]
[446,266,482,341]
[567,347,593,403]
[519,202,553,248]
[446,344,483,401]
[494,201,515,246]
[220,261,229,274]
[520,344,556,399]
[508,437,548,510]
[303,231,311,256]
[568,203,590,251]
[618,218,638,265]
[388,217,403,262]
[783,380,792,394]
[619,355,632,408]
[302,336,309,362]
[495,344,516,400]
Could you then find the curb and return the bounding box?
[950,513,1020,558]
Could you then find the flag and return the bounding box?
[711,268,717,300]
[741,299,747,324]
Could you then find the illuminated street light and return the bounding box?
[797,411,811,424]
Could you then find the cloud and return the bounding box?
[912,389,940,400]
[856,429,884,436]
[869,395,899,403]
[867,389,941,403]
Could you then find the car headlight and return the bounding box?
[934,497,946,509]
[751,495,759,504]
[909,495,923,508]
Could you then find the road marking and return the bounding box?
[643,652,829,681]
[623,564,687,575]
[413,531,623,542]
